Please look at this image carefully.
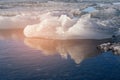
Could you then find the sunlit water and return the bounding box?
[0,29,120,80]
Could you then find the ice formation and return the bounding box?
[98,42,120,55]
[24,12,120,39]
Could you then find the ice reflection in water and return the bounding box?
[0,29,24,40]
[24,38,103,64]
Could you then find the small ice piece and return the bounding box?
[99,42,120,55]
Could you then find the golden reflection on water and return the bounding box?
[0,29,107,64]
[24,38,102,64]
[0,29,24,40]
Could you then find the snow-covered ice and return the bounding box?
[0,1,120,39]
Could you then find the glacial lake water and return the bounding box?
[0,29,120,80]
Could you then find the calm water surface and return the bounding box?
[0,29,120,80]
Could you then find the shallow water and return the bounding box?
[0,29,120,80]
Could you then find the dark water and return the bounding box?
[0,29,120,80]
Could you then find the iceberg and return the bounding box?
[24,12,119,39]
